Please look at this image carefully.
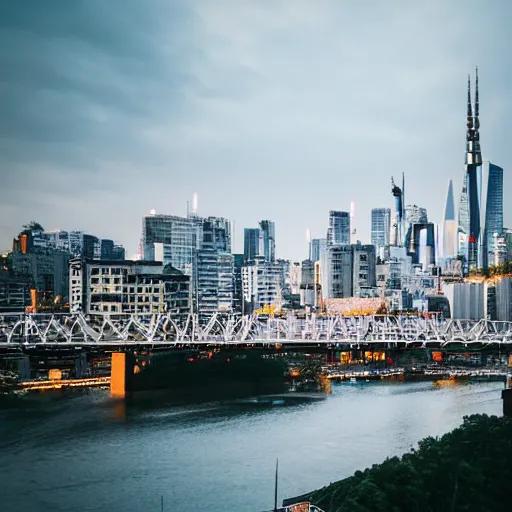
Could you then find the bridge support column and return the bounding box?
[17,356,31,381]
[74,353,88,378]
[110,352,135,399]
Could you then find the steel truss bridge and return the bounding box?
[2,313,512,349]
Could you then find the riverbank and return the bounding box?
[284,414,512,511]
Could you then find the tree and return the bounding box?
[20,221,44,236]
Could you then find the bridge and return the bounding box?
[2,312,512,348]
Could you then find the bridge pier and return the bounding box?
[17,356,30,381]
[110,352,135,399]
[74,353,88,378]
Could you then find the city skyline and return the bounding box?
[1,1,511,260]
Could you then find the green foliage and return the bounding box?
[20,221,44,235]
[305,414,512,512]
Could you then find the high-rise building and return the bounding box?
[142,213,202,272]
[311,238,327,262]
[243,228,262,263]
[458,70,483,271]
[196,250,234,315]
[259,220,276,263]
[371,208,391,253]
[195,217,233,314]
[443,180,457,258]
[327,211,350,246]
[479,161,503,268]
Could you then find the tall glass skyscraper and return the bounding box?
[327,211,350,246]
[479,161,503,268]
[371,208,391,251]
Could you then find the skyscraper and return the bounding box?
[327,211,350,246]
[371,208,391,252]
[479,161,504,268]
[259,220,276,263]
[443,180,457,258]
[458,69,482,271]
[243,228,261,262]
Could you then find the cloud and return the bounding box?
[0,0,511,258]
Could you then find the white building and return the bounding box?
[242,257,282,310]
[443,282,485,320]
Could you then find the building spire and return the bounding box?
[474,67,480,128]
[466,74,473,131]
[473,67,481,164]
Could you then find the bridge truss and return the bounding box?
[2,313,512,348]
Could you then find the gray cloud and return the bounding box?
[1,0,511,258]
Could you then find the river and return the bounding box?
[0,380,503,512]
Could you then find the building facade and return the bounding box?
[311,238,327,262]
[69,259,190,319]
[259,220,276,263]
[243,228,262,263]
[142,213,202,271]
[371,208,391,255]
[321,245,353,298]
[479,161,504,269]
[443,180,457,258]
[241,257,282,310]
[300,259,315,307]
[327,211,350,246]
[352,244,377,297]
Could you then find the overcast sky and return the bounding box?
[0,0,511,260]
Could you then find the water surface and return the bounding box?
[0,381,502,512]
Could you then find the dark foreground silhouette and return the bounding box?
[285,414,512,512]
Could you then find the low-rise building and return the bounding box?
[69,259,190,320]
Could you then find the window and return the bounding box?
[359,254,368,262]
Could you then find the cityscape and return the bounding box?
[1,71,509,323]
[2,2,512,512]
